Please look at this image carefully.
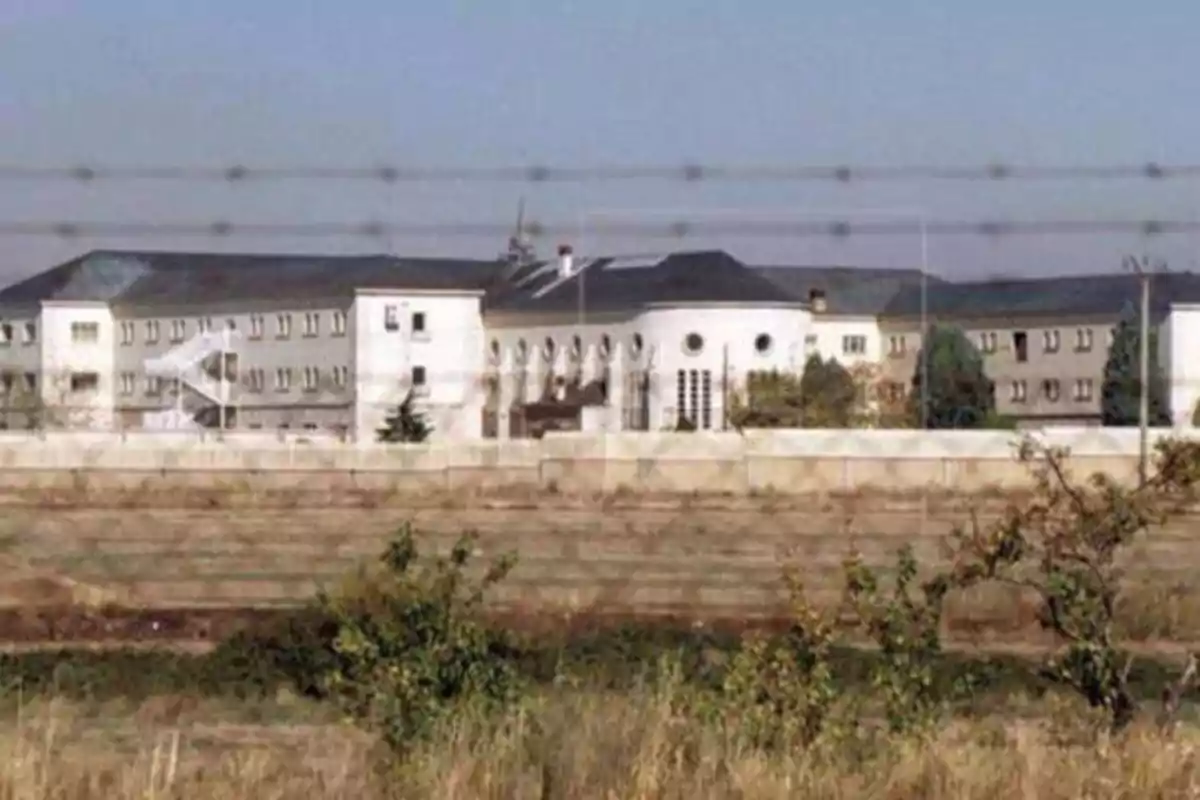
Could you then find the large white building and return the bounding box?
[3,246,1200,438]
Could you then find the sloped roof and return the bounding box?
[751,265,944,315]
[0,250,505,307]
[486,250,798,314]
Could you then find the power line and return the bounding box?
[0,218,1197,241]
[1,161,1199,185]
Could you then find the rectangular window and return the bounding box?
[22,373,36,392]
[674,368,714,429]
[887,335,906,357]
[412,311,427,335]
[1013,331,1028,363]
[1074,378,1095,401]
[70,322,99,343]
[197,317,213,334]
[1042,378,1061,402]
[384,305,399,332]
[803,334,818,353]
[144,320,160,344]
[411,365,427,392]
[249,315,264,339]
[841,335,867,356]
[978,331,998,354]
[1010,380,1027,403]
[1075,328,1093,352]
[276,314,292,339]
[119,321,135,345]
[0,323,12,345]
[1042,329,1060,353]
[22,322,36,344]
[70,372,99,393]
[170,320,186,342]
[303,313,320,337]
[144,376,162,395]
[303,366,320,392]
[275,367,292,392]
[333,366,349,387]
[119,372,135,395]
[332,311,347,336]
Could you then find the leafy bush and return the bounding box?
[376,390,433,443]
[316,523,520,752]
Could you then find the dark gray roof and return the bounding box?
[882,271,1200,319]
[486,250,797,314]
[752,265,943,315]
[0,250,504,307]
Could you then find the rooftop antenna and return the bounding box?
[499,196,537,280]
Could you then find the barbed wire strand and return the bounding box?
[0,218,1196,240]
[2,162,1200,184]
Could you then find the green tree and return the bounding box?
[1101,310,1170,426]
[376,390,433,443]
[729,356,859,429]
[909,324,995,428]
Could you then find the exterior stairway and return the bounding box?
[143,329,240,428]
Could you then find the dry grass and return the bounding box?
[4,690,1200,798]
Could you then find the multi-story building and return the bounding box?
[3,247,1200,438]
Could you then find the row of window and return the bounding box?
[887,327,1112,359]
[495,333,646,363]
[115,365,426,396]
[0,321,37,345]
[1009,378,1095,404]
[113,307,430,347]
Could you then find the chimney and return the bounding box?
[557,244,574,278]
[808,288,827,313]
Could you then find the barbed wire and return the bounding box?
[2,161,1200,184]
[0,218,1198,240]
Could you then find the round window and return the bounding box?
[683,332,704,355]
[754,333,772,354]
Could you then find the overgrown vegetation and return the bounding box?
[1102,306,1172,426]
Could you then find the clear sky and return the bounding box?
[2,0,1199,282]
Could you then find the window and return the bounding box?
[247,368,266,393]
[887,335,906,357]
[276,314,292,339]
[0,323,12,345]
[145,320,160,344]
[1010,380,1027,403]
[119,372,135,395]
[684,332,705,355]
[70,322,99,343]
[1042,329,1060,353]
[979,331,998,354]
[570,335,583,357]
[1075,328,1094,352]
[119,321,135,346]
[332,311,347,336]
[249,315,264,339]
[842,335,867,356]
[1074,378,1095,402]
[384,305,399,331]
[333,366,349,388]
[302,366,320,392]
[1012,331,1028,363]
[631,333,644,357]
[303,312,320,337]
[543,337,556,360]
[22,373,36,392]
[412,311,427,336]
[804,334,818,353]
[197,317,213,334]
[69,372,99,393]
[274,367,292,392]
[600,334,612,358]
[170,320,186,342]
[675,368,714,429]
[411,365,428,392]
[1042,378,1061,402]
[754,333,773,355]
[22,322,35,344]
[0,372,13,395]
[144,376,162,395]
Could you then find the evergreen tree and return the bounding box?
[910,324,995,428]
[1101,310,1170,426]
[376,390,433,443]
[798,354,858,427]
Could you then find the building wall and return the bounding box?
[111,299,357,430]
[351,290,486,440]
[806,315,885,367]
[38,302,117,429]
[879,314,1120,422]
[1162,305,1200,426]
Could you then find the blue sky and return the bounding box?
[2,0,1199,281]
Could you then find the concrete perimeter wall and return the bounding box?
[0,427,1190,494]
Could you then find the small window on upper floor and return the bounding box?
[249,315,264,339]
[333,366,349,388]
[303,312,320,337]
[1075,327,1094,352]
[276,313,292,339]
[197,317,213,334]
[119,321,135,346]
[887,335,906,357]
[275,367,292,391]
[1042,329,1060,354]
[384,305,399,332]
[412,311,427,336]
[70,322,99,343]
[22,322,35,344]
[69,372,99,393]
[332,311,347,337]
[0,323,12,346]
[1013,331,1028,363]
[841,335,866,356]
[411,365,428,392]
[979,331,998,354]
[145,320,160,344]
[170,320,186,342]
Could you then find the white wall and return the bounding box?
[1162,305,1200,425]
[351,290,486,439]
[635,304,811,429]
[807,316,885,367]
[39,302,116,429]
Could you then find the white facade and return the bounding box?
[1160,304,1200,426]
[37,302,117,430]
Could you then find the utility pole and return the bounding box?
[1123,255,1166,487]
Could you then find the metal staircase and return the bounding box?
[143,329,240,427]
